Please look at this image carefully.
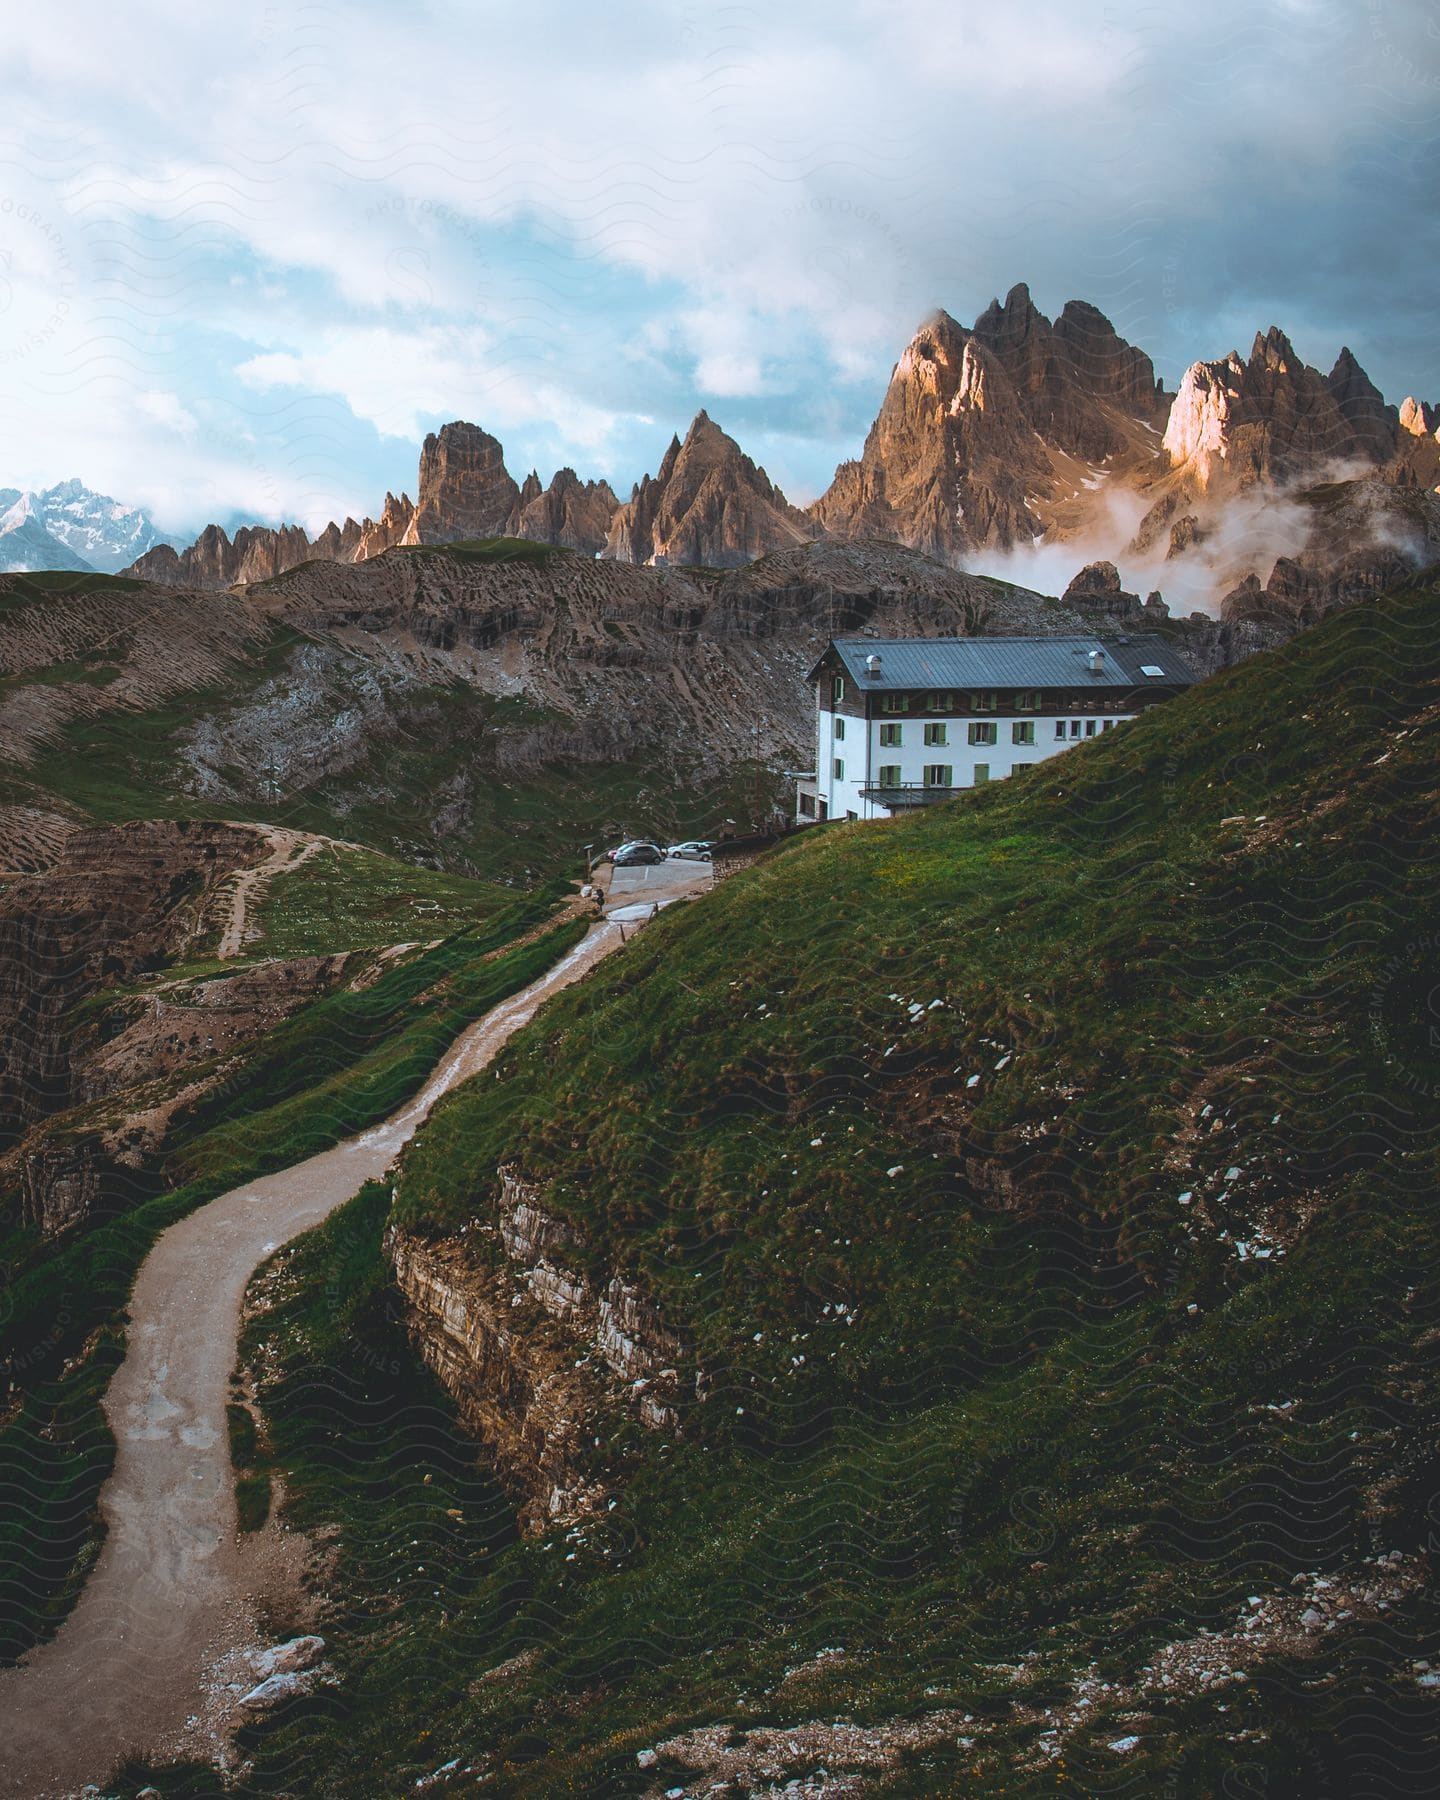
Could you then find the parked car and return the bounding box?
[599,840,644,863]
[613,842,666,866]
[666,840,713,861]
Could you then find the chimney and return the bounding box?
[865,653,882,674]
[1086,648,1105,674]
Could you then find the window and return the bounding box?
[1070,720,1081,738]
[1055,720,1067,740]
[969,690,999,712]
[1012,720,1036,746]
[1084,721,1096,737]
[881,694,910,713]
[968,721,997,746]
[1101,719,1114,732]
[973,763,990,784]
[1012,763,1032,772]
[833,717,845,741]
[924,721,948,746]
[926,690,951,711]
[798,792,816,818]
[877,763,902,787]
[923,764,953,788]
[833,757,845,779]
[1016,690,1041,711]
[879,721,903,747]
[833,675,846,703]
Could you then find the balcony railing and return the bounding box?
[859,781,956,807]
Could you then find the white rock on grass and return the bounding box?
[250,1634,326,1680]
[239,1670,314,1711]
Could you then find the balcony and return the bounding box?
[859,781,956,808]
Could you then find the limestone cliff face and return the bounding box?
[605,411,818,569]
[1161,328,1393,494]
[401,422,522,546]
[510,466,618,555]
[389,1167,685,1532]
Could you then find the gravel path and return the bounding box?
[0,920,624,1799]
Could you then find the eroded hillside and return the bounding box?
[219,574,1440,1797]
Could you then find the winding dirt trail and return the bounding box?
[216,826,323,960]
[0,920,624,1799]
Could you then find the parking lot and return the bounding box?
[604,853,713,917]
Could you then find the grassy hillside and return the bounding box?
[227,576,1440,1797]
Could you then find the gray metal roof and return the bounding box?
[816,634,1197,691]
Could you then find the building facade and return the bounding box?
[796,634,1197,822]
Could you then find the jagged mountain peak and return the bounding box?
[1250,325,1299,371]
[604,411,815,569]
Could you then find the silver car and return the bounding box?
[666,841,713,861]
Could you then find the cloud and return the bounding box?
[0,0,1435,528]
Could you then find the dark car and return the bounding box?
[613,842,665,866]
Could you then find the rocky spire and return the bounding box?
[401,422,522,545]
[1326,347,1398,463]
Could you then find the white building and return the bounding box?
[795,634,1197,822]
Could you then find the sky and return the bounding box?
[1,0,1437,538]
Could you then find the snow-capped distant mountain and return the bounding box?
[25,479,172,573]
[0,491,97,574]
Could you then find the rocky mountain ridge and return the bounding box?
[0,283,1421,617]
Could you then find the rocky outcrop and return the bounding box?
[402,422,521,546]
[1061,560,1146,622]
[605,411,817,569]
[510,466,618,554]
[1210,476,1440,626]
[389,1167,686,1531]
